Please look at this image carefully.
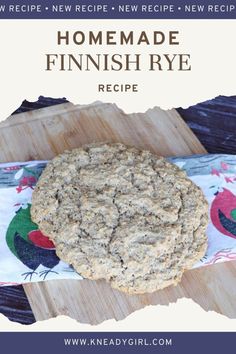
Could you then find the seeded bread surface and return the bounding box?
[31,143,208,294]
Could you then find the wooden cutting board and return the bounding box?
[1,101,236,323]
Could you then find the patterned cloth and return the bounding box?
[1,155,236,286]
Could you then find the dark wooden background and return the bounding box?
[177,96,236,154]
[1,95,236,324]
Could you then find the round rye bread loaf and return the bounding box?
[31,143,208,294]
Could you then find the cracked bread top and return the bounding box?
[31,143,208,294]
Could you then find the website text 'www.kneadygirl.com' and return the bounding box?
[63,335,173,347]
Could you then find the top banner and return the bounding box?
[0,1,236,19]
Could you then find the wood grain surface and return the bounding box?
[1,101,235,324]
[0,286,35,325]
[177,95,236,154]
[0,101,206,161]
